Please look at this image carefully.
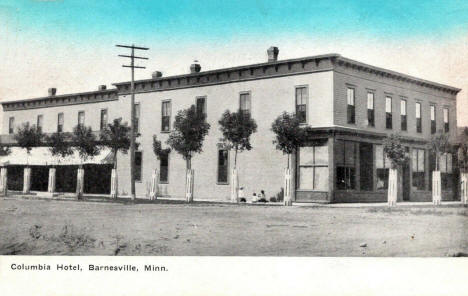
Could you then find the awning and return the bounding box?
[0,147,114,166]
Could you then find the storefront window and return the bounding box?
[412,149,425,190]
[376,145,391,190]
[298,144,328,191]
[440,153,453,191]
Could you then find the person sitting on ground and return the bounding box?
[258,190,267,203]
[238,187,246,202]
[251,192,257,203]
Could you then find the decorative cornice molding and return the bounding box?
[2,89,118,111]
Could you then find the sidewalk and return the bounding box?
[2,191,465,208]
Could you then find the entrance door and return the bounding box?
[402,161,410,201]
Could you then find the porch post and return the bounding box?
[328,137,335,203]
[185,169,194,202]
[230,168,238,202]
[149,169,158,200]
[0,167,7,196]
[461,172,468,205]
[388,168,397,206]
[23,167,31,194]
[432,171,441,205]
[110,168,118,199]
[48,167,56,194]
[76,167,84,199]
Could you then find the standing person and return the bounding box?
[259,190,267,202]
[251,192,257,203]
[238,187,246,202]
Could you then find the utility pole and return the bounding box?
[116,44,149,201]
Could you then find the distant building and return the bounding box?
[0,47,461,202]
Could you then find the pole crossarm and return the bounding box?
[122,65,146,69]
[116,44,149,50]
[118,55,149,60]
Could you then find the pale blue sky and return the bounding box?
[1,0,467,124]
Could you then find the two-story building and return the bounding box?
[0,47,461,202]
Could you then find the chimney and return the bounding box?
[267,46,279,62]
[48,88,57,96]
[190,60,201,73]
[152,71,163,79]
[98,85,107,91]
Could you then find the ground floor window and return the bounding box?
[298,143,328,191]
[440,153,453,191]
[375,145,391,190]
[135,151,142,182]
[335,140,356,190]
[217,149,229,184]
[359,143,373,191]
[412,148,425,190]
[159,153,169,183]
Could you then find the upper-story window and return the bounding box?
[196,97,207,117]
[37,115,43,133]
[161,100,171,132]
[430,105,436,134]
[367,92,374,127]
[78,111,85,127]
[100,109,108,130]
[400,99,407,131]
[57,113,64,132]
[295,86,308,124]
[134,103,140,133]
[443,108,449,133]
[239,92,251,119]
[385,96,392,129]
[347,88,355,124]
[416,102,422,133]
[8,117,14,134]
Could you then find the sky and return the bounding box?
[0,0,467,125]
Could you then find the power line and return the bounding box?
[116,43,149,201]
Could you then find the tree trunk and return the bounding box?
[0,167,8,196]
[432,170,441,205]
[76,165,84,200]
[388,167,398,206]
[23,167,31,194]
[48,167,56,195]
[461,172,468,205]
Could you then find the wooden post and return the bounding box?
[0,167,7,196]
[149,169,159,200]
[185,169,194,202]
[432,171,441,205]
[76,167,84,199]
[110,168,118,199]
[284,168,292,206]
[388,168,397,206]
[48,167,56,194]
[230,168,238,202]
[23,167,31,194]
[461,172,468,205]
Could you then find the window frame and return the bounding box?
[295,85,308,124]
[159,152,169,184]
[195,96,207,117]
[443,107,449,133]
[346,87,355,124]
[400,99,407,131]
[100,108,108,131]
[367,92,375,127]
[335,140,357,191]
[430,104,436,134]
[77,111,85,127]
[297,144,329,191]
[36,114,44,133]
[216,148,230,185]
[161,100,171,133]
[412,148,426,191]
[134,151,143,183]
[134,103,140,133]
[57,113,64,133]
[239,91,252,119]
[416,102,422,133]
[8,117,14,134]
[385,96,392,129]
